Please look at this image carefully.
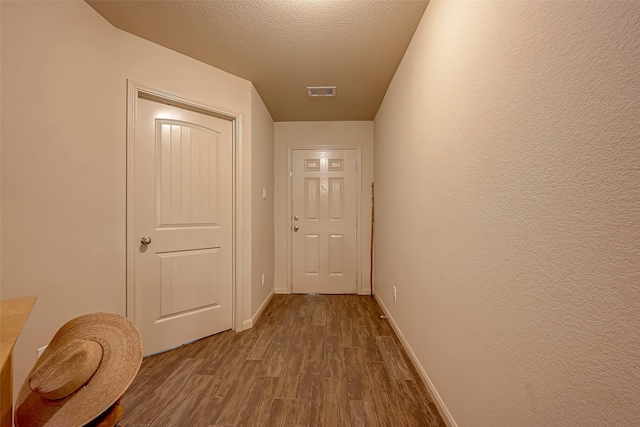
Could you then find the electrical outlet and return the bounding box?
[393,286,397,301]
[261,273,265,286]
[37,345,48,358]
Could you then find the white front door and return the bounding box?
[134,95,233,355]
[291,149,358,294]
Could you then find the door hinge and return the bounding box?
[290,171,293,177]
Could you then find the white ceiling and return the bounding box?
[86,0,429,121]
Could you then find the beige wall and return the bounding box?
[374,1,640,426]
[1,0,272,399]
[2,1,122,399]
[250,85,275,319]
[274,121,373,294]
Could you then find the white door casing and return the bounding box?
[127,83,241,356]
[291,149,359,294]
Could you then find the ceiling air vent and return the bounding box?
[307,86,337,97]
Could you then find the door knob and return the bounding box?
[293,226,299,232]
[293,216,299,221]
[140,236,152,245]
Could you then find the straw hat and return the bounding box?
[15,313,143,427]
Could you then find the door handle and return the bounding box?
[293,226,299,232]
[140,236,152,245]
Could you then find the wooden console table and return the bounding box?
[1,297,36,427]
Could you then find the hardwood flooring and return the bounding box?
[119,294,445,427]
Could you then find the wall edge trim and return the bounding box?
[247,288,276,329]
[374,294,458,427]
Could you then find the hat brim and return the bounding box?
[15,313,143,427]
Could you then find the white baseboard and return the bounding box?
[243,288,275,329]
[241,319,253,330]
[374,295,457,427]
[275,284,370,295]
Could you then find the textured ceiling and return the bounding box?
[86,0,429,121]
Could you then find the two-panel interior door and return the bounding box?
[134,96,233,356]
[291,149,357,294]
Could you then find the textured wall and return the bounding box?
[251,85,275,317]
[1,1,123,400]
[374,1,640,425]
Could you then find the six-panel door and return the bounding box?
[291,149,357,294]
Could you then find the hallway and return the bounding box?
[118,294,445,426]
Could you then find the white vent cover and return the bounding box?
[307,86,337,97]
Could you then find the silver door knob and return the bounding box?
[140,236,152,245]
[293,216,299,221]
[293,226,299,232]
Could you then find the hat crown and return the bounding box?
[29,338,103,400]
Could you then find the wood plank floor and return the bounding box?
[119,294,445,427]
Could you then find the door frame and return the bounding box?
[287,146,362,294]
[126,81,245,332]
